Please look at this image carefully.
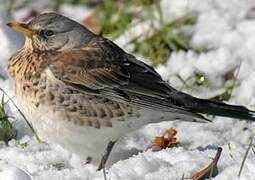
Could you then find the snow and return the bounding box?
[1,0,255,179]
[0,167,32,180]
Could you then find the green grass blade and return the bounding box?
[238,137,254,177]
[0,88,42,143]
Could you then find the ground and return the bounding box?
[0,0,255,179]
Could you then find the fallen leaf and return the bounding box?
[224,68,236,81]
[167,128,177,138]
[148,128,179,151]
[191,147,222,180]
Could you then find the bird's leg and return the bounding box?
[97,140,116,171]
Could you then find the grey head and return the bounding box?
[10,12,95,51]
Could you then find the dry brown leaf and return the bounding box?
[148,128,179,151]
[224,68,236,81]
[191,147,222,180]
[167,128,177,138]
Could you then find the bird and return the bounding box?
[6,12,255,165]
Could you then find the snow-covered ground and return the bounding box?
[1,0,255,179]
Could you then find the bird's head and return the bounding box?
[7,12,94,51]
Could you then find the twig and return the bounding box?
[238,137,253,177]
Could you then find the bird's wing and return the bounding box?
[48,37,196,113]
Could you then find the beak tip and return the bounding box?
[5,22,33,37]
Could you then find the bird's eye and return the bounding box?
[39,30,55,37]
[45,30,54,36]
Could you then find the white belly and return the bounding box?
[18,97,168,164]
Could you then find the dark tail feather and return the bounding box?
[186,97,255,121]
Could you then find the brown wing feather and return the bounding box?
[48,37,197,114]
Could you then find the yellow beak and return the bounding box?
[7,22,34,37]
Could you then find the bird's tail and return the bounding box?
[186,97,255,121]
